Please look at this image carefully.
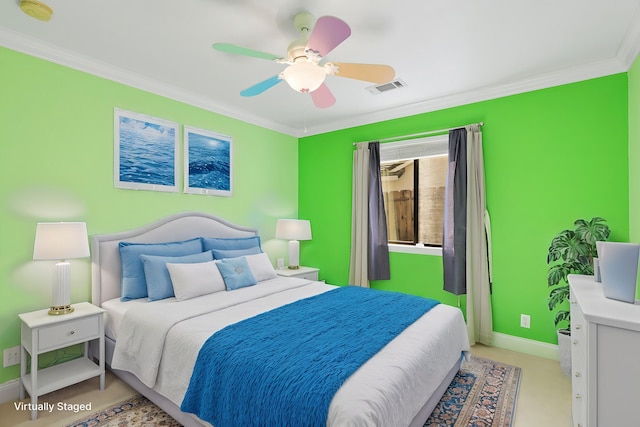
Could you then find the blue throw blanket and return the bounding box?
[180,286,440,427]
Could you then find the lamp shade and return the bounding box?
[33,222,90,260]
[276,219,312,241]
[281,62,326,93]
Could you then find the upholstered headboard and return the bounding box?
[91,211,258,306]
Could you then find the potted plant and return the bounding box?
[546,217,610,375]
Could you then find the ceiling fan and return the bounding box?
[213,12,395,108]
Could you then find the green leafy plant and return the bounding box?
[547,217,610,329]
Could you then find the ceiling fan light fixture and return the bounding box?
[213,13,391,108]
[287,36,310,62]
[20,0,53,21]
[281,61,326,93]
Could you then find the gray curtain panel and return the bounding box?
[443,128,467,295]
[349,144,370,287]
[367,142,390,280]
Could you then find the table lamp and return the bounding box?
[33,222,90,315]
[275,219,312,269]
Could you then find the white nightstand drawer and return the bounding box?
[276,266,319,281]
[296,271,319,281]
[38,316,100,351]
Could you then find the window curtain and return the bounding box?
[349,142,390,287]
[443,125,493,346]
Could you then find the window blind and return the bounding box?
[379,134,448,162]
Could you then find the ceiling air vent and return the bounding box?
[366,79,407,95]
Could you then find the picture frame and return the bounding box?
[183,125,233,197]
[114,108,179,192]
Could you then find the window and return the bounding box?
[380,135,448,248]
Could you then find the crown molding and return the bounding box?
[0,27,299,136]
[299,57,628,137]
[1,25,636,139]
[617,3,640,68]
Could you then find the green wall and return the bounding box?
[0,43,634,386]
[299,74,630,345]
[0,47,298,384]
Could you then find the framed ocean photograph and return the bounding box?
[183,126,232,196]
[114,108,179,192]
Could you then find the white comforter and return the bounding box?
[110,278,470,427]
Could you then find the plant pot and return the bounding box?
[558,329,571,376]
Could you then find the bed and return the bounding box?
[90,211,470,427]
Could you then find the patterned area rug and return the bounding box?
[425,356,521,427]
[67,355,520,427]
[66,395,182,427]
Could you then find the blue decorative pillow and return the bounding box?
[212,246,262,260]
[119,238,203,301]
[141,250,213,301]
[202,236,261,252]
[216,257,257,291]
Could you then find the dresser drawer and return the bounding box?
[571,327,586,368]
[38,315,100,351]
[572,388,586,427]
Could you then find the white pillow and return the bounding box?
[166,260,225,301]
[245,253,278,282]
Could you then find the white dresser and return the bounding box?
[568,274,640,427]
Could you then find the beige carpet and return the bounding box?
[0,371,138,427]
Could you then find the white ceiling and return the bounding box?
[2,0,640,137]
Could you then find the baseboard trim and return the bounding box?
[491,332,559,360]
[0,379,19,405]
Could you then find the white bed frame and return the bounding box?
[90,211,460,427]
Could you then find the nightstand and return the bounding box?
[276,266,319,281]
[18,302,105,420]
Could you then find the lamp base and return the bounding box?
[287,240,301,271]
[48,305,74,316]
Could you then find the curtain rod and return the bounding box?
[352,122,484,146]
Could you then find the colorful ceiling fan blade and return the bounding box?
[240,75,282,97]
[310,83,336,108]
[213,43,281,61]
[306,16,351,57]
[330,63,395,84]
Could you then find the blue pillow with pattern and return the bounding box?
[216,257,257,291]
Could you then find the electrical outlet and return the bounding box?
[520,314,531,329]
[3,346,20,367]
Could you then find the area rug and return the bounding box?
[67,355,520,427]
[66,395,182,427]
[424,356,521,427]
